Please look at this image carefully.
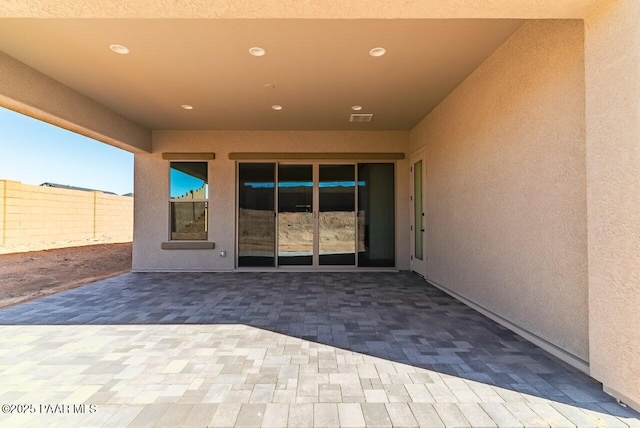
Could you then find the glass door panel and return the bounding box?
[319,165,356,266]
[414,160,424,261]
[278,165,314,266]
[357,163,395,267]
[238,163,276,267]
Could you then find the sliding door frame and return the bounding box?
[235,160,396,270]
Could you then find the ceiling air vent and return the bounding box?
[350,113,373,123]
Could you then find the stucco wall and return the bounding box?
[0,180,133,253]
[409,20,588,361]
[133,131,409,271]
[585,0,640,410]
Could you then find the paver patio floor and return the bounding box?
[0,272,638,427]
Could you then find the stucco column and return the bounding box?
[584,0,640,410]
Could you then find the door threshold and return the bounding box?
[234,268,399,273]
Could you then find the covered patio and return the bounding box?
[0,272,638,427]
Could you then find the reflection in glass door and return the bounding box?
[319,165,356,265]
[278,165,314,266]
[237,163,275,267]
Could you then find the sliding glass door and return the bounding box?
[319,165,356,265]
[237,163,276,267]
[237,162,394,268]
[278,165,314,266]
[357,163,395,267]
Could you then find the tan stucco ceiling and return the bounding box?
[0,0,606,19]
[0,19,524,130]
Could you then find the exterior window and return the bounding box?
[169,162,208,240]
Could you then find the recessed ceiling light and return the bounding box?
[110,44,130,55]
[369,47,386,57]
[181,105,193,110]
[271,105,283,111]
[249,47,266,57]
[351,105,363,111]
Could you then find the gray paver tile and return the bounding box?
[527,402,575,427]
[385,402,419,427]
[405,384,435,403]
[273,390,297,403]
[205,384,234,403]
[262,403,289,427]
[549,402,601,427]
[235,403,266,428]
[0,272,638,428]
[457,403,497,428]
[338,403,366,427]
[210,403,242,428]
[128,403,168,427]
[313,403,339,427]
[227,389,253,403]
[156,403,194,427]
[184,403,219,427]
[433,403,471,427]
[365,389,389,403]
[289,403,313,427]
[502,402,549,428]
[409,403,445,428]
[250,385,276,403]
[362,403,393,428]
[480,403,524,428]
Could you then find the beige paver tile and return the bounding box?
[338,403,366,427]
[128,403,168,427]
[235,403,266,427]
[262,403,289,427]
[409,403,445,428]
[205,384,234,403]
[162,360,190,374]
[480,403,524,428]
[365,389,389,403]
[433,403,471,427]
[457,403,497,428]
[272,390,297,403]
[156,403,194,427]
[502,402,549,428]
[385,402,419,427]
[183,403,219,427]
[313,403,339,427]
[289,403,313,427]
[209,403,242,427]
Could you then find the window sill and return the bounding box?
[161,242,215,250]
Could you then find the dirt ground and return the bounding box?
[0,243,131,309]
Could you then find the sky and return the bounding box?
[170,168,207,199]
[0,107,133,195]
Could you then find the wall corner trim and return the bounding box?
[160,242,215,250]
[424,278,590,375]
[162,152,215,160]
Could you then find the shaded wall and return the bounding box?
[409,20,588,361]
[585,0,640,410]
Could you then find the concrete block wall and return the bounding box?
[0,180,133,253]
